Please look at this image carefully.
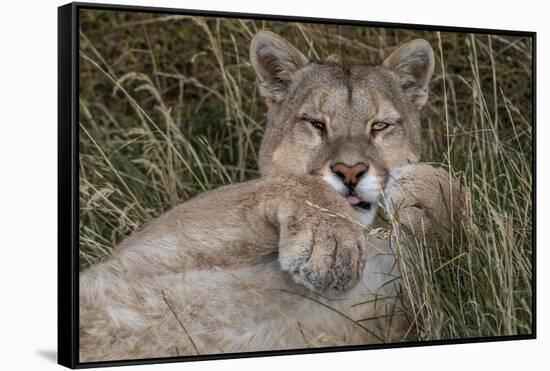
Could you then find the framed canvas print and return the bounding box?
[58,2,536,368]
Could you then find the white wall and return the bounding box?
[0,0,545,370]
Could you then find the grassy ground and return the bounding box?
[78,9,533,341]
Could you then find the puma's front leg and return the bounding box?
[383,164,466,240]
[84,175,367,293]
[187,174,370,293]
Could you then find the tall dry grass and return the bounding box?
[78,9,533,340]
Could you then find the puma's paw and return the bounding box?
[278,208,367,293]
[384,164,466,239]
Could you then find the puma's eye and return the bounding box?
[308,119,326,131]
[371,121,391,132]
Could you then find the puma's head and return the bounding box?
[250,31,434,224]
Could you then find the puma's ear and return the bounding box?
[383,39,435,110]
[250,31,308,102]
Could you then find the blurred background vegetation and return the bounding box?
[79,9,533,341]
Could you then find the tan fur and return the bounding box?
[80,32,463,362]
[383,164,466,240]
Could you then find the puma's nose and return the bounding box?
[332,163,368,186]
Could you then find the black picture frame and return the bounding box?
[58,2,537,368]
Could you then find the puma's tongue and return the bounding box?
[346,195,362,206]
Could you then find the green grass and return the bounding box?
[78,10,533,341]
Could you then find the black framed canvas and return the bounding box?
[58,2,536,368]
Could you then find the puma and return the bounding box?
[79,31,464,362]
